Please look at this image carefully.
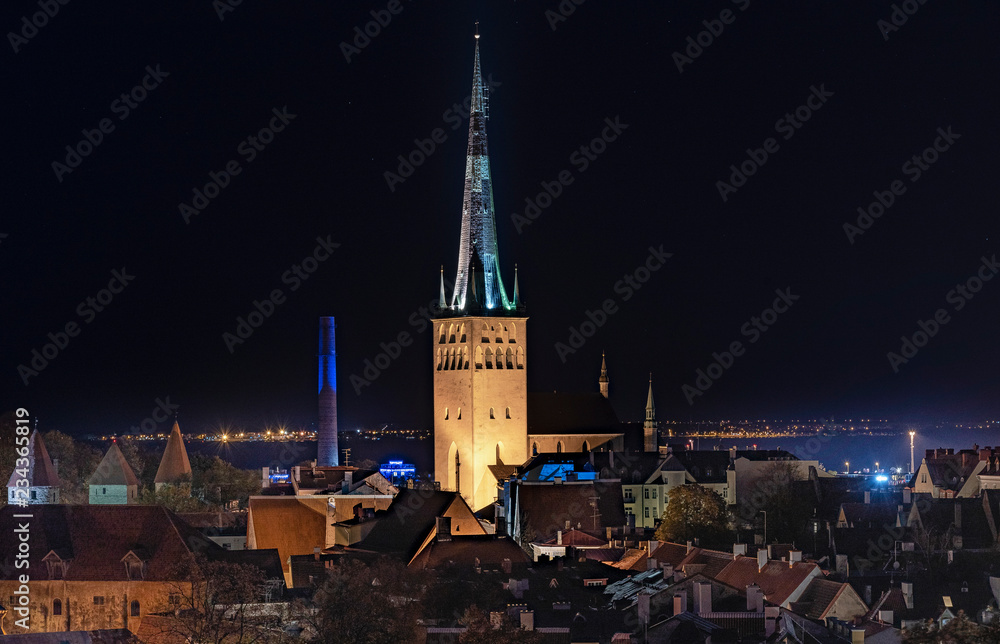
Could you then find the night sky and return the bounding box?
[5,1,1000,436]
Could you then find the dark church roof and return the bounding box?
[527,393,621,435]
[516,481,627,540]
[88,442,139,487]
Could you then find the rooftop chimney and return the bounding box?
[757,548,768,571]
[293,466,301,482]
[673,591,687,615]
[519,610,534,631]
[262,466,270,488]
[747,584,764,612]
[317,317,339,466]
[693,582,712,615]
[687,540,693,554]
[789,550,802,565]
[557,530,563,546]
[902,582,914,609]
[313,547,321,561]
[733,543,747,558]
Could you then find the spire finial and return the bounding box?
[475,21,480,40]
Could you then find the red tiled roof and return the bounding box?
[649,542,693,567]
[714,556,819,606]
[539,528,608,547]
[409,535,530,570]
[6,430,61,488]
[0,505,224,581]
[154,421,192,484]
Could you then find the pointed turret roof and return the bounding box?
[5,430,60,489]
[89,442,139,487]
[599,352,609,384]
[154,421,192,485]
[645,374,656,424]
[447,32,513,314]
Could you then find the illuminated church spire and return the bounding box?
[644,374,657,453]
[449,29,512,313]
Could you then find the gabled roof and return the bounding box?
[0,505,226,581]
[839,502,899,528]
[714,556,819,606]
[88,442,139,487]
[356,489,483,561]
[6,430,61,488]
[539,527,608,547]
[527,392,622,435]
[792,577,854,620]
[154,421,192,484]
[516,481,626,540]
[409,535,530,570]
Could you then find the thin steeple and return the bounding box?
[439,266,447,309]
[599,352,609,398]
[644,373,657,453]
[448,29,512,314]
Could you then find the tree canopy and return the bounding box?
[655,484,732,545]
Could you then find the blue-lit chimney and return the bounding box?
[318,317,338,466]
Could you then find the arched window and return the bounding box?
[505,348,514,369]
[481,322,489,342]
[448,324,456,343]
[457,407,462,420]
[490,407,495,419]
[506,406,511,419]
[502,325,509,343]
[130,600,140,617]
[449,347,457,370]
[53,599,62,616]
[475,346,484,369]
[461,346,469,369]
[436,348,443,370]
[496,442,504,464]
[438,324,446,344]
[509,323,517,342]
[459,324,466,343]
[444,407,449,420]
[582,440,591,452]
[532,442,539,456]
[485,348,494,369]
[516,346,525,369]
[494,325,502,343]
[496,348,504,370]
[557,441,564,453]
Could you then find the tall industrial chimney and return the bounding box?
[318,317,338,466]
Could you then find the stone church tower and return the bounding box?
[434,32,527,511]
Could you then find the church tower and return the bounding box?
[644,374,657,453]
[434,31,528,511]
[599,352,610,399]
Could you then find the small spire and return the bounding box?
[475,21,480,40]
[646,374,655,414]
[598,351,609,398]
[439,265,447,309]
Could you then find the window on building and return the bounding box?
[31,490,37,500]
[644,489,649,499]
[706,468,712,477]
[53,599,62,616]
[921,473,927,484]
[652,489,657,499]
[490,407,495,419]
[102,487,107,494]
[130,600,140,617]
[506,407,511,419]
[94,596,105,605]
[169,594,181,606]
[644,508,650,518]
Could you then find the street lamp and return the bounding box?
[845,461,850,474]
